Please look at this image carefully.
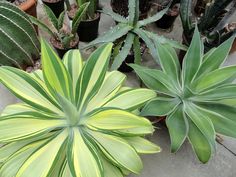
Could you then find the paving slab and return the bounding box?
[1,1,234,177]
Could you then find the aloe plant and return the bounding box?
[86,0,186,70]
[29,3,89,49]
[180,0,236,51]
[0,39,160,176]
[0,2,40,69]
[131,27,236,163]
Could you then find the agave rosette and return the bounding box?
[131,28,236,163]
[0,40,160,176]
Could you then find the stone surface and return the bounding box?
[1,0,236,177]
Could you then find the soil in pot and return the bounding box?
[110,0,151,19]
[68,4,101,42]
[155,4,180,30]
[42,0,64,18]
[50,36,79,58]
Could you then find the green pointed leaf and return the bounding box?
[141,97,181,116]
[100,9,128,23]
[111,33,135,70]
[166,106,188,153]
[195,36,235,79]
[41,39,73,101]
[187,118,212,163]
[0,116,66,142]
[0,67,61,114]
[130,64,177,96]
[85,24,132,48]
[76,43,113,112]
[182,27,203,85]
[88,130,143,174]
[84,109,154,135]
[137,6,168,27]
[85,71,126,113]
[63,49,83,92]
[196,84,236,101]
[124,137,161,154]
[196,103,236,138]
[101,157,123,177]
[16,130,68,177]
[155,41,181,86]
[104,88,156,111]
[43,4,59,30]
[67,128,102,177]
[193,66,236,92]
[184,102,216,150]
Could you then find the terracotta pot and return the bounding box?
[18,0,37,17]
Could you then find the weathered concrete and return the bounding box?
[1,0,235,177]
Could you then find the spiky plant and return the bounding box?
[86,0,186,70]
[77,0,98,19]
[29,3,89,49]
[0,40,160,176]
[131,27,236,163]
[180,0,236,51]
[0,2,40,69]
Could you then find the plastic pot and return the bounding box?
[50,36,79,58]
[118,54,135,73]
[77,13,101,42]
[155,4,179,30]
[42,0,64,18]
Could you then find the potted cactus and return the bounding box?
[180,0,236,52]
[0,2,40,71]
[86,0,186,72]
[29,3,89,58]
[66,0,101,42]
[110,0,151,19]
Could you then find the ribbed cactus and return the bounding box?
[0,2,40,69]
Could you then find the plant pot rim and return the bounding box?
[42,0,63,3]
[50,35,79,50]
[18,0,37,12]
[82,12,101,22]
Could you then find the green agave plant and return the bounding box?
[0,40,160,176]
[85,0,186,70]
[131,27,236,163]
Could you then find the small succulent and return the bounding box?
[131,27,236,163]
[29,3,89,49]
[0,40,160,176]
[86,0,186,70]
[0,2,40,69]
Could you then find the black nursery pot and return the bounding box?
[156,5,179,30]
[77,13,101,42]
[118,54,135,73]
[42,0,65,18]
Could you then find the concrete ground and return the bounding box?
[1,0,236,177]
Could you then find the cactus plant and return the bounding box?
[86,0,187,70]
[0,2,40,69]
[180,0,236,51]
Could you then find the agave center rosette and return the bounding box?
[131,27,236,163]
[0,40,160,177]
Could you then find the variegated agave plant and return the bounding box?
[0,40,160,176]
[131,27,236,163]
